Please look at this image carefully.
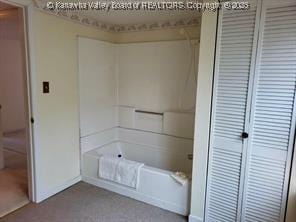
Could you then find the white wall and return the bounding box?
[0,9,26,133]
[78,38,198,140]
[31,10,116,202]
[78,38,117,137]
[118,41,198,112]
[189,7,218,222]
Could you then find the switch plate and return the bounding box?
[43,81,49,93]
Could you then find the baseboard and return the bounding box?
[36,175,82,203]
[189,214,203,222]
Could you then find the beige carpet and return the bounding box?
[3,130,27,155]
[1,182,187,222]
[0,150,29,218]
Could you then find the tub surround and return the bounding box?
[78,37,196,216]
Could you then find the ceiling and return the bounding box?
[34,0,201,32]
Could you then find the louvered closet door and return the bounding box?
[241,1,296,221]
[205,1,261,221]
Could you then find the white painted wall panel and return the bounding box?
[78,37,117,137]
[118,106,135,129]
[117,41,198,113]
[163,112,195,139]
[80,128,117,153]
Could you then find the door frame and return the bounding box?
[0,0,37,202]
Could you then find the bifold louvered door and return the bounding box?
[205,1,260,221]
[206,0,296,221]
[241,1,296,221]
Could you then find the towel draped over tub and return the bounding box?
[98,155,144,189]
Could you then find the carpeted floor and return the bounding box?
[0,182,187,222]
[0,150,29,218]
[3,130,27,155]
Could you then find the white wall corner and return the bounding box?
[115,46,120,110]
[189,214,203,222]
[118,106,135,129]
[190,2,218,220]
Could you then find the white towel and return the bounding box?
[98,155,144,189]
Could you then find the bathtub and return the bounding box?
[82,141,191,215]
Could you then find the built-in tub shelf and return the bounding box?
[118,106,195,139]
[135,109,163,116]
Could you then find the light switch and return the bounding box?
[43,81,49,93]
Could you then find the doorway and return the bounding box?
[0,0,33,217]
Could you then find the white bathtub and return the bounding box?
[82,141,192,215]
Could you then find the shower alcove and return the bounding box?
[78,35,199,215]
